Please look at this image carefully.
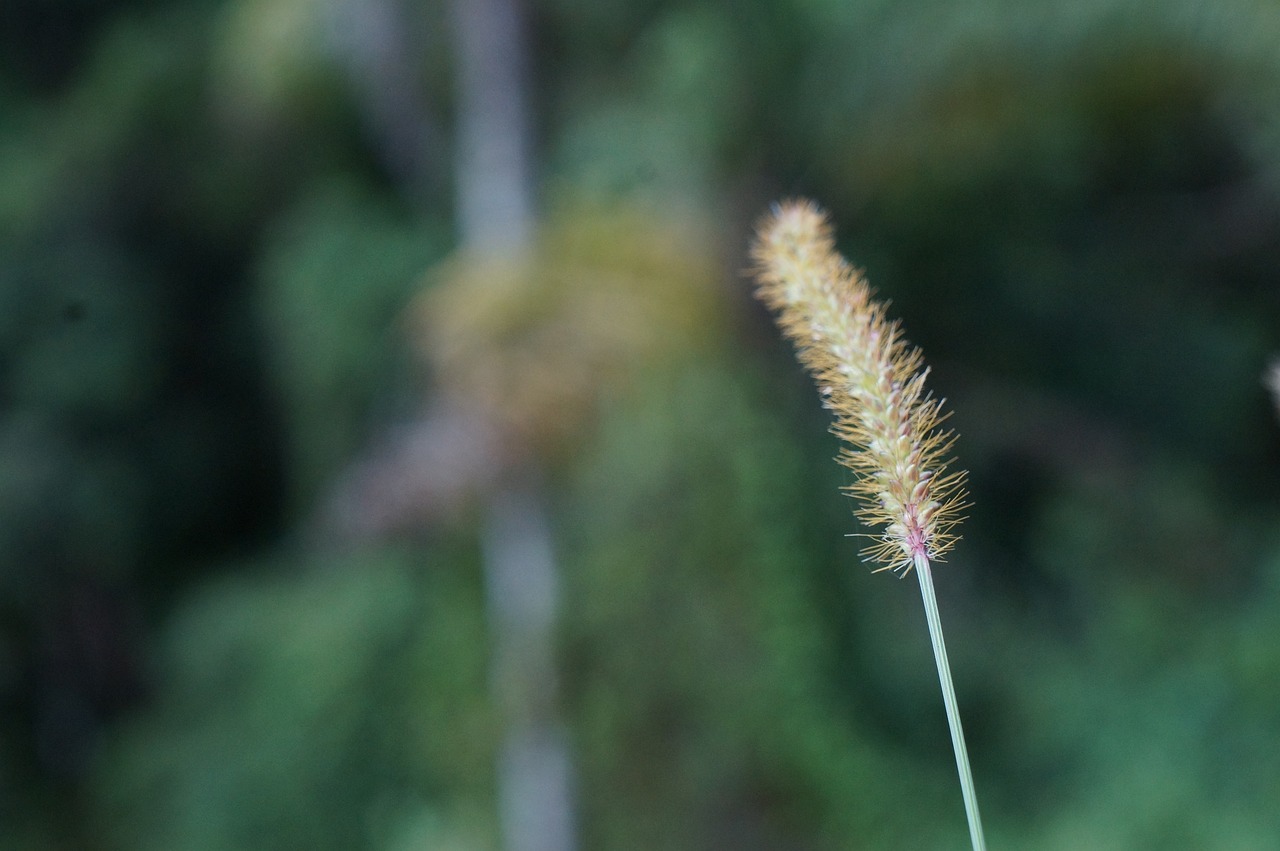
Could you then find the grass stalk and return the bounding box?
[915,553,986,851]
[750,199,989,849]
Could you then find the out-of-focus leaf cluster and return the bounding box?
[414,200,727,457]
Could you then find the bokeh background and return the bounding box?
[4,0,1280,848]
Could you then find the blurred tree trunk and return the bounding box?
[451,0,534,252]
[316,1,574,845]
[450,3,576,851]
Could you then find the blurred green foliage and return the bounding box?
[257,179,448,513]
[92,543,498,851]
[3,0,1280,849]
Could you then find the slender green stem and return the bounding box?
[914,552,987,851]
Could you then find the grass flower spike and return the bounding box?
[751,200,966,574]
[751,199,987,851]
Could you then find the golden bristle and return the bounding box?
[750,199,967,574]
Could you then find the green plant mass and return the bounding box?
[2,1,1280,849]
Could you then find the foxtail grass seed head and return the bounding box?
[751,199,967,575]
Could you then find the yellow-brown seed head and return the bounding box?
[750,199,967,574]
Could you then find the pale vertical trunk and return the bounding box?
[450,2,576,851]
[482,483,576,851]
[451,0,534,253]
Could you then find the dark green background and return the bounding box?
[3,0,1280,848]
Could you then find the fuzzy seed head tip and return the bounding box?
[749,198,968,575]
